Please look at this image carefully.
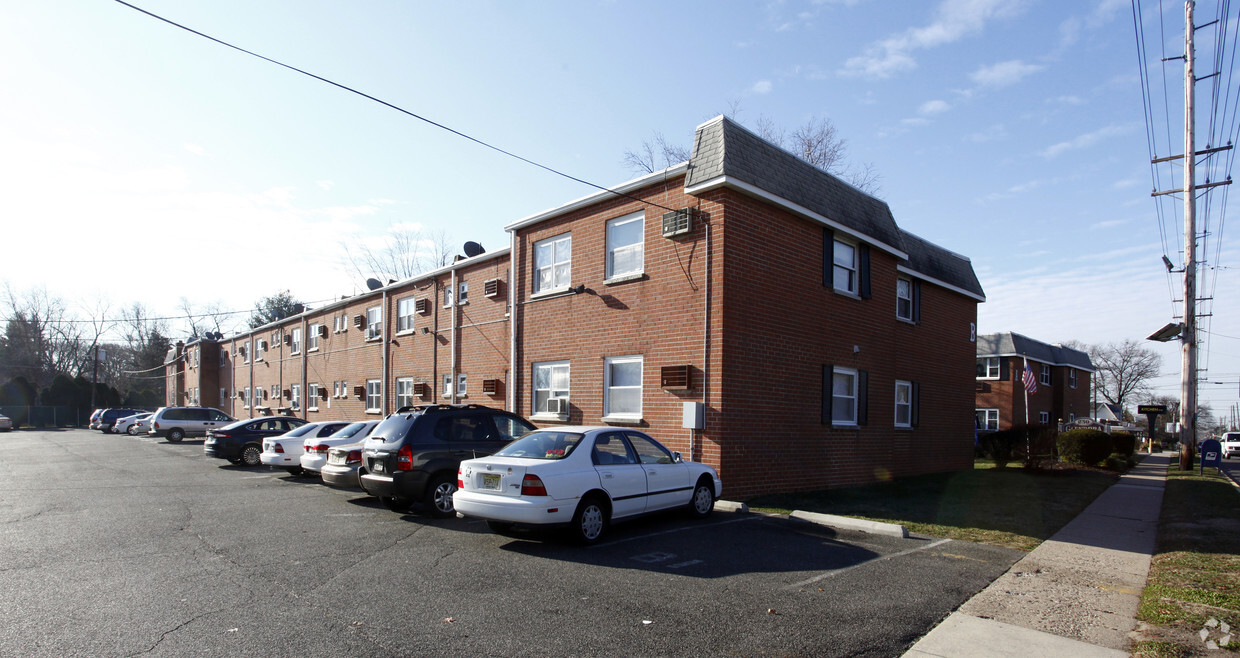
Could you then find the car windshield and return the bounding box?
[283,423,320,438]
[494,431,584,460]
[332,422,370,439]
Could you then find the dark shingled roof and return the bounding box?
[686,115,984,299]
[899,230,985,298]
[686,116,906,252]
[976,332,1095,371]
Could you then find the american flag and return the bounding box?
[1023,362,1038,394]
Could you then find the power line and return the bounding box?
[112,0,682,216]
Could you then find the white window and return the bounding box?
[254,339,264,362]
[1069,369,1078,389]
[831,367,858,425]
[290,327,302,354]
[193,349,199,368]
[308,383,319,410]
[896,278,913,321]
[219,350,227,367]
[832,239,857,294]
[1039,411,1050,424]
[444,285,453,308]
[396,377,414,409]
[366,306,381,340]
[397,297,416,333]
[533,361,570,415]
[976,409,999,431]
[243,387,250,408]
[534,233,572,293]
[271,385,279,403]
[366,379,381,412]
[290,384,301,411]
[606,211,644,280]
[308,324,320,351]
[1039,364,1051,386]
[220,387,226,403]
[243,341,251,363]
[443,373,467,398]
[894,380,913,428]
[458,281,468,305]
[976,357,1000,379]
[604,355,642,419]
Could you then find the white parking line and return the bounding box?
[589,515,760,549]
[784,537,952,589]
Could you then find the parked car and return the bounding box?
[148,406,233,442]
[128,414,154,435]
[204,417,307,466]
[112,412,153,435]
[300,421,379,475]
[93,408,145,433]
[454,427,722,544]
[260,421,352,475]
[321,441,368,489]
[88,409,103,430]
[0,413,12,431]
[360,404,536,517]
[1221,431,1240,459]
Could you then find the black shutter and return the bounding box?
[999,357,1010,381]
[859,244,872,299]
[858,369,869,426]
[911,381,920,427]
[823,228,834,288]
[912,280,922,323]
[822,364,833,424]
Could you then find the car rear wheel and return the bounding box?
[570,496,608,545]
[284,466,304,476]
[381,496,413,512]
[127,425,138,435]
[167,428,185,443]
[688,477,716,519]
[240,444,262,467]
[424,474,458,518]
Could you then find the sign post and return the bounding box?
[1138,404,1168,453]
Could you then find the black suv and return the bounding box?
[204,417,307,466]
[360,404,535,517]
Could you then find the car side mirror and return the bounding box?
[673,451,683,463]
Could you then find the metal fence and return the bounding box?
[0,406,84,429]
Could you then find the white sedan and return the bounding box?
[454,426,722,543]
[300,421,379,475]
[113,413,153,435]
[260,421,352,475]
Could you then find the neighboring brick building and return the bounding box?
[168,116,986,498]
[974,332,1094,432]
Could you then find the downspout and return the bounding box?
[432,279,439,404]
[450,267,459,404]
[248,330,254,419]
[381,288,389,415]
[698,220,713,463]
[508,230,517,413]
[300,317,308,420]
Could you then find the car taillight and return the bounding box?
[457,467,464,489]
[396,445,413,471]
[521,474,547,496]
[213,433,231,439]
[153,421,159,429]
[346,449,361,465]
[309,444,329,454]
[273,443,284,453]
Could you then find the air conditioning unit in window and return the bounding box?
[546,398,569,415]
[318,325,328,338]
[662,208,696,238]
[283,333,292,345]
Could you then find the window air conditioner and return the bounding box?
[662,208,696,238]
[546,398,569,415]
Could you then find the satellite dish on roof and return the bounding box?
[366,278,382,291]
[463,241,485,258]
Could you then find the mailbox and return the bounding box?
[1200,438,1222,474]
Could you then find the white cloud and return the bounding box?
[183,143,205,156]
[840,0,1029,78]
[970,60,1043,87]
[919,99,951,115]
[1041,123,1135,158]
[751,80,773,94]
[317,180,335,191]
[1090,218,1129,230]
[967,123,1008,143]
[901,117,931,127]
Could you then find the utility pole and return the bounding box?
[1180,0,1198,471]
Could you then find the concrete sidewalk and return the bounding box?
[904,452,1171,657]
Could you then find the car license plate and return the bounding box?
[482,473,501,490]
[373,460,384,473]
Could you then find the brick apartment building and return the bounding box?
[166,116,986,498]
[974,332,1094,432]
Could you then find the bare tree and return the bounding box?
[1087,339,1163,411]
[623,114,881,194]
[345,223,458,283]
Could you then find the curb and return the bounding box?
[714,500,749,513]
[789,510,909,538]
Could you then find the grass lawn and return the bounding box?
[748,460,1120,552]
[1133,463,1240,656]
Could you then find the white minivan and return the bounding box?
[148,407,234,442]
[1221,432,1240,459]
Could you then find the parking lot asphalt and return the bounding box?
[0,429,1025,657]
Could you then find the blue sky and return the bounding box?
[2,0,1238,418]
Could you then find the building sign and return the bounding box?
[1138,404,1168,415]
